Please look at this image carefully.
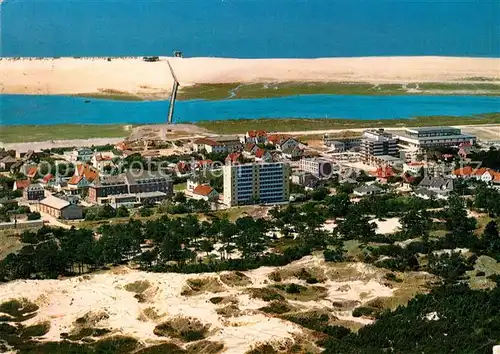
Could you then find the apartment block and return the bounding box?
[223,162,290,206]
[360,129,399,164]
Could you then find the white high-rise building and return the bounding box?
[223,162,290,206]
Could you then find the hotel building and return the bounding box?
[223,162,290,206]
[397,127,476,150]
[360,129,399,164]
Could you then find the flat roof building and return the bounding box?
[397,127,476,149]
[360,129,399,165]
[299,158,335,178]
[223,162,290,206]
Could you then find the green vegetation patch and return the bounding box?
[181,277,226,296]
[209,296,238,305]
[268,267,327,284]
[215,304,241,318]
[281,309,350,341]
[0,124,129,143]
[93,335,140,353]
[74,311,110,327]
[153,316,210,342]
[179,82,500,101]
[124,280,151,294]
[272,283,329,302]
[0,298,39,322]
[259,300,297,315]
[245,343,279,354]
[135,342,186,354]
[137,307,165,322]
[219,271,252,287]
[246,287,285,302]
[196,113,500,135]
[186,340,225,354]
[467,255,500,290]
[20,321,51,339]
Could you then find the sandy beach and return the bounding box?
[1,56,499,99]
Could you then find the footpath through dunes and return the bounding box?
[1,56,499,99]
[0,255,437,353]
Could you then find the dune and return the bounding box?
[0,256,403,353]
[0,56,499,99]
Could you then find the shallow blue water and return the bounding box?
[1,0,499,58]
[1,94,498,126]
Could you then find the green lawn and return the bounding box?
[174,182,187,192]
[195,113,500,134]
[1,124,130,143]
[178,82,500,101]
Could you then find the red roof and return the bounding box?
[402,173,417,183]
[177,161,190,173]
[267,134,286,143]
[76,164,98,182]
[27,166,38,178]
[194,138,219,146]
[95,153,112,161]
[245,143,256,152]
[374,166,394,179]
[115,142,128,151]
[453,166,500,182]
[247,130,267,138]
[196,159,213,167]
[407,162,426,166]
[42,174,54,183]
[15,180,31,189]
[68,175,83,185]
[193,184,215,196]
[255,148,267,158]
[453,166,473,176]
[226,153,241,163]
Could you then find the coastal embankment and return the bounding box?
[1,56,499,100]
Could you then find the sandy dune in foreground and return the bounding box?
[0,256,401,353]
[1,56,499,98]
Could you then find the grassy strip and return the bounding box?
[195,113,500,134]
[178,82,500,100]
[73,93,144,101]
[2,113,498,143]
[0,124,129,143]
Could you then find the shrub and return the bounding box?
[20,321,50,338]
[0,298,39,322]
[247,288,284,302]
[285,283,303,294]
[259,301,295,314]
[93,335,139,353]
[154,317,210,342]
[219,271,252,287]
[352,306,376,317]
[124,280,150,294]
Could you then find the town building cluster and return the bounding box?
[0,124,497,227]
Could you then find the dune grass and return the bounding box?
[0,124,129,143]
[196,113,500,134]
[179,82,500,101]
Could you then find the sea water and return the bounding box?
[1,94,499,125]
[1,0,499,58]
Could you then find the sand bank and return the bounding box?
[1,56,499,99]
